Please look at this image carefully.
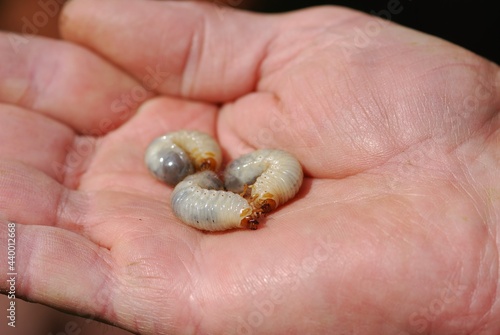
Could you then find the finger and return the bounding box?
[0,32,150,133]
[0,218,203,335]
[0,221,120,329]
[218,42,500,180]
[0,160,86,231]
[0,104,75,182]
[60,0,276,102]
[0,158,193,249]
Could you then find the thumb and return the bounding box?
[60,0,276,102]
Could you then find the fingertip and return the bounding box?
[59,0,91,42]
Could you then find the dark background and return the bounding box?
[252,0,498,63]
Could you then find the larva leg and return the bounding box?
[259,198,277,214]
[199,158,218,171]
[238,184,252,198]
[145,130,222,186]
[224,149,303,214]
[241,216,259,230]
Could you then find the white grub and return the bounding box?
[145,130,222,186]
[171,171,258,231]
[224,149,303,214]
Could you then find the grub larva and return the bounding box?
[145,131,303,231]
[224,149,303,214]
[171,171,259,231]
[144,130,222,186]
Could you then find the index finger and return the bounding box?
[0,32,151,133]
[60,0,277,102]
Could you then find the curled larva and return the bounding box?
[171,171,259,231]
[224,149,303,214]
[144,130,222,186]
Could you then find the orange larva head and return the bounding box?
[241,216,259,230]
[259,198,277,214]
[239,207,259,230]
[198,157,218,171]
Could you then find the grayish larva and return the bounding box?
[144,130,222,186]
[171,171,259,231]
[145,130,303,231]
[224,149,303,214]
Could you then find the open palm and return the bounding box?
[1,0,499,334]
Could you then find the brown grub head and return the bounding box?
[241,216,259,230]
[198,157,217,171]
[259,199,277,214]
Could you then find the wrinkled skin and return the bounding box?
[0,1,499,334]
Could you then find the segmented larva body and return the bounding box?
[145,130,303,231]
[224,149,303,214]
[144,130,222,186]
[171,171,258,231]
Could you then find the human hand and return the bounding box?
[2,0,499,334]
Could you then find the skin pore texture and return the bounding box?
[0,0,499,334]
